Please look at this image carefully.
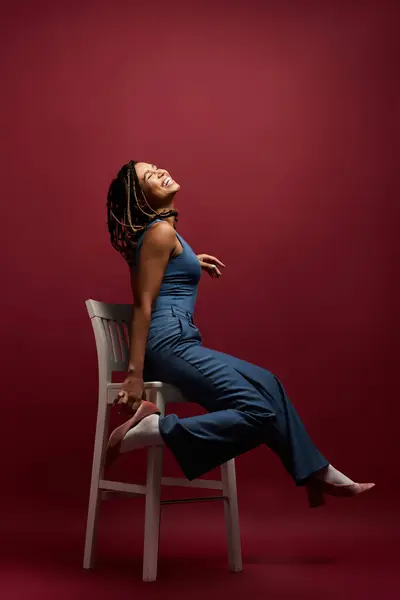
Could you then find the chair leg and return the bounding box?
[220,459,243,572]
[83,401,110,570]
[142,445,164,582]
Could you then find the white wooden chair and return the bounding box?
[83,299,242,582]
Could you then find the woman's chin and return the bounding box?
[165,183,180,198]
[156,183,180,204]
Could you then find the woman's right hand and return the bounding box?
[113,374,145,415]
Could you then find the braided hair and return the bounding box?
[106,160,178,267]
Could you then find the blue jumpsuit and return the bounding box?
[136,221,329,483]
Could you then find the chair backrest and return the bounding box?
[86,299,133,385]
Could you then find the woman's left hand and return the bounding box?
[197,254,226,278]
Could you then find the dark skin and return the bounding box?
[114,162,225,414]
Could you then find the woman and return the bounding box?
[105,160,374,508]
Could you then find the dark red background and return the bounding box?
[1,1,398,598]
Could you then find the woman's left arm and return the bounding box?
[197,254,226,278]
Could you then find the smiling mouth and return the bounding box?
[162,176,174,188]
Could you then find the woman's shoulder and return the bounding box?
[137,220,177,258]
[143,219,175,242]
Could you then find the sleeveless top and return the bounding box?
[133,219,202,315]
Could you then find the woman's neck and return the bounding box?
[155,204,176,229]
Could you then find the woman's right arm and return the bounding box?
[115,222,176,413]
[127,222,176,379]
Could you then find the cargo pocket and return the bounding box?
[178,317,202,344]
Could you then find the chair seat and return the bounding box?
[106,381,188,405]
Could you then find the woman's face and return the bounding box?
[134,162,180,209]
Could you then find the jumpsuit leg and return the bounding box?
[144,317,328,483]
[203,349,329,484]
